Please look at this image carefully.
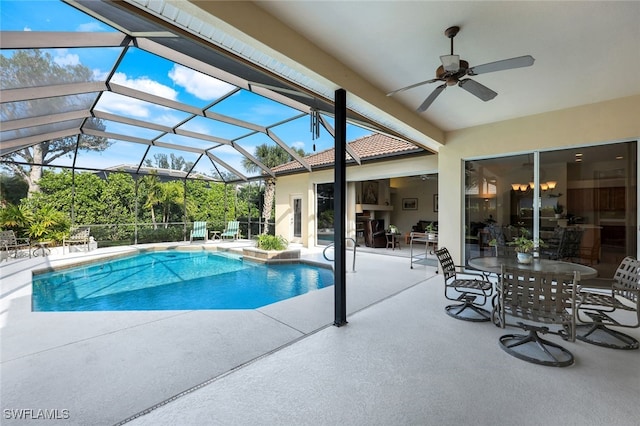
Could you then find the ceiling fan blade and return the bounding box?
[416,84,446,112]
[467,55,535,76]
[387,78,441,97]
[458,79,498,101]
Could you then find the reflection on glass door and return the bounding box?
[292,197,302,240]
[463,141,637,278]
[316,183,334,246]
[464,154,532,261]
[541,142,637,277]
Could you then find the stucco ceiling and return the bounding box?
[252,1,640,133]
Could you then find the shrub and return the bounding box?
[255,234,288,251]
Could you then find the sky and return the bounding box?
[0,0,373,179]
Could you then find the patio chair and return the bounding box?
[0,230,31,260]
[221,221,240,241]
[63,227,91,254]
[496,265,579,367]
[576,256,640,349]
[541,227,583,262]
[435,247,493,322]
[190,221,208,242]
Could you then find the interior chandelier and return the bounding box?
[511,181,557,192]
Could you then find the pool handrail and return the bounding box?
[322,238,357,272]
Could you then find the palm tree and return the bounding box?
[158,180,185,227]
[242,144,305,234]
[140,175,162,229]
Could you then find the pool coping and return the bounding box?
[30,244,334,276]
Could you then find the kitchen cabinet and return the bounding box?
[567,188,594,214]
[597,187,625,211]
[568,187,625,213]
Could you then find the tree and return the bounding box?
[0,172,28,205]
[185,180,236,230]
[144,153,194,172]
[140,175,162,229]
[139,175,185,229]
[0,50,110,195]
[241,144,305,234]
[158,180,185,226]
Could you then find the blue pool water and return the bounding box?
[32,250,333,311]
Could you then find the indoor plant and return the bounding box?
[553,203,564,218]
[508,228,545,264]
[425,222,437,239]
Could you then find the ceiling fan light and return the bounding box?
[440,54,460,72]
[547,181,557,189]
[511,183,521,191]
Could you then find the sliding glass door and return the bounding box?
[464,141,637,277]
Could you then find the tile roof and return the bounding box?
[272,133,425,174]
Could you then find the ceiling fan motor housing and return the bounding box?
[436,60,469,85]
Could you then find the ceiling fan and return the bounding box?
[387,26,535,112]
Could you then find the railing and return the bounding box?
[322,238,357,272]
[71,219,275,247]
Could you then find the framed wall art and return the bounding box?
[402,198,418,210]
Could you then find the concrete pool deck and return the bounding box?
[3,242,639,425]
[1,241,439,425]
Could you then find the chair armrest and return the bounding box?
[578,278,614,290]
[455,266,489,280]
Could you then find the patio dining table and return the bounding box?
[468,256,598,279]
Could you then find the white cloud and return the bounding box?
[97,92,152,118]
[77,22,104,32]
[291,141,306,150]
[111,72,178,100]
[93,69,109,81]
[168,64,235,100]
[53,49,80,67]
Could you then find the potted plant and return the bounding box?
[243,234,300,262]
[424,222,437,239]
[553,203,564,219]
[388,225,399,234]
[508,228,545,264]
[255,234,288,251]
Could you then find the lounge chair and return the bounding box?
[0,230,31,260]
[190,221,208,242]
[221,221,240,241]
[63,227,91,253]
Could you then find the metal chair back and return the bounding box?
[434,247,456,282]
[612,256,640,304]
[499,266,579,341]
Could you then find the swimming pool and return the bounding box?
[32,250,333,311]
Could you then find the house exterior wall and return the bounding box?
[439,95,640,262]
[275,155,437,247]
[389,176,438,233]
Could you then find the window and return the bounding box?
[464,141,637,277]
